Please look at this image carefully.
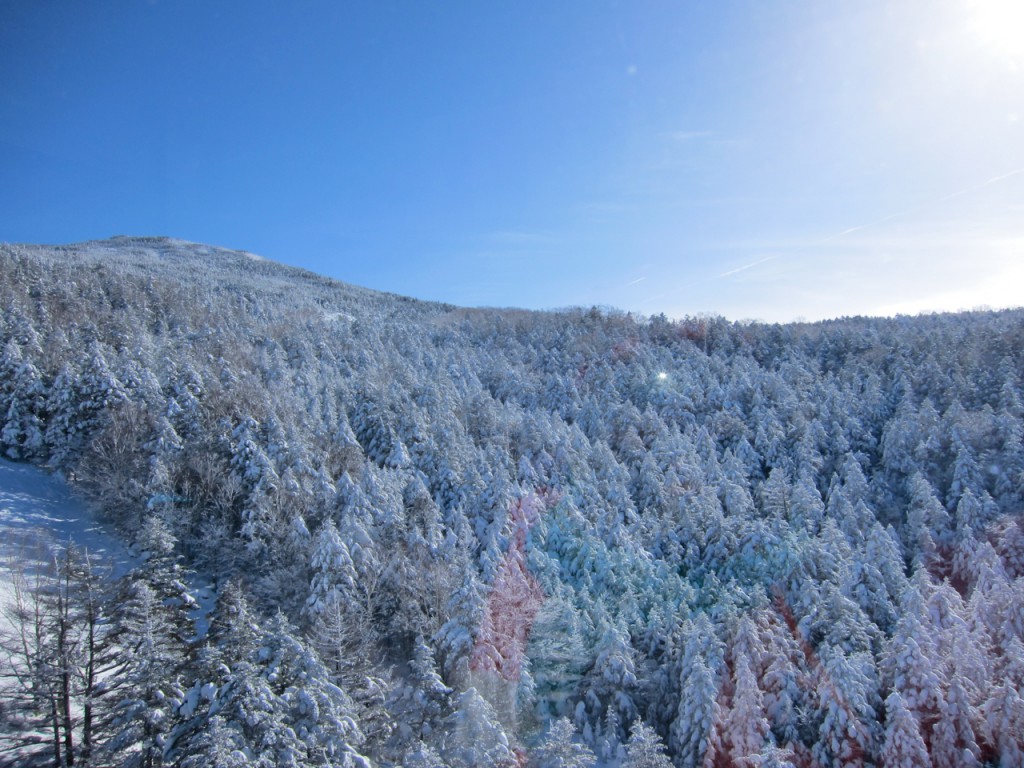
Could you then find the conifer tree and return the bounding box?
[529,717,595,768]
[724,649,770,764]
[881,691,931,768]
[444,687,515,768]
[622,719,673,768]
[930,676,982,768]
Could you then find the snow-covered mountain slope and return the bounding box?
[2,237,1024,766]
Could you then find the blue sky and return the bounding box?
[2,0,1022,322]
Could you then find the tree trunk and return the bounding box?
[56,556,75,766]
[50,696,62,768]
[80,559,99,765]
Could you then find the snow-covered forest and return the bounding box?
[1,237,1023,767]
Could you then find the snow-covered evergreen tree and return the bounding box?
[622,719,674,768]
[443,687,515,768]
[529,717,595,768]
[3,240,1024,767]
[880,691,930,768]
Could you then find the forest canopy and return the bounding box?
[1,237,1023,767]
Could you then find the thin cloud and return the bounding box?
[718,255,777,278]
[817,167,1024,245]
[667,129,714,141]
[483,230,555,245]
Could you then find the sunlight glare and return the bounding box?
[968,0,1024,65]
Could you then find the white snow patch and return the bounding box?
[324,310,355,323]
[0,459,132,575]
[0,459,218,646]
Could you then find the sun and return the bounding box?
[968,0,1024,66]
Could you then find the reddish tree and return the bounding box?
[470,492,549,683]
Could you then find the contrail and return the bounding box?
[625,276,647,286]
[816,167,1024,245]
[718,255,777,278]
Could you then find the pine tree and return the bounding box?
[881,612,944,726]
[724,649,770,764]
[99,579,189,768]
[529,717,595,768]
[671,656,721,768]
[386,638,453,756]
[528,590,590,720]
[881,691,931,768]
[811,650,879,768]
[306,520,358,618]
[670,615,723,768]
[175,612,370,767]
[443,687,515,768]
[403,741,450,768]
[45,342,128,470]
[622,719,673,768]
[930,676,981,768]
[980,680,1024,767]
[1,348,47,461]
[0,543,111,768]
[575,621,639,742]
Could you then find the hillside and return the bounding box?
[1,237,1023,766]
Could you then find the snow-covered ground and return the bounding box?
[0,458,132,575]
[0,460,137,766]
[0,460,218,766]
[0,458,216,636]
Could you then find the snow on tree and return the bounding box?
[228,416,284,555]
[576,620,640,746]
[173,715,250,768]
[436,569,487,684]
[881,690,930,768]
[948,430,984,510]
[810,649,880,768]
[671,647,722,767]
[757,741,798,768]
[44,342,128,470]
[723,648,771,765]
[759,466,791,520]
[787,473,826,534]
[386,638,453,756]
[991,403,1024,508]
[175,611,371,768]
[622,719,674,768]
[881,612,944,728]
[5,241,1024,768]
[146,412,183,493]
[443,687,516,768]
[0,346,47,460]
[759,607,804,748]
[469,493,545,730]
[306,519,357,617]
[402,740,450,768]
[526,588,590,721]
[99,579,189,768]
[351,396,407,469]
[529,717,595,768]
[0,542,112,768]
[904,471,951,568]
[843,556,898,637]
[930,676,982,768]
[980,678,1024,765]
[994,516,1024,579]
